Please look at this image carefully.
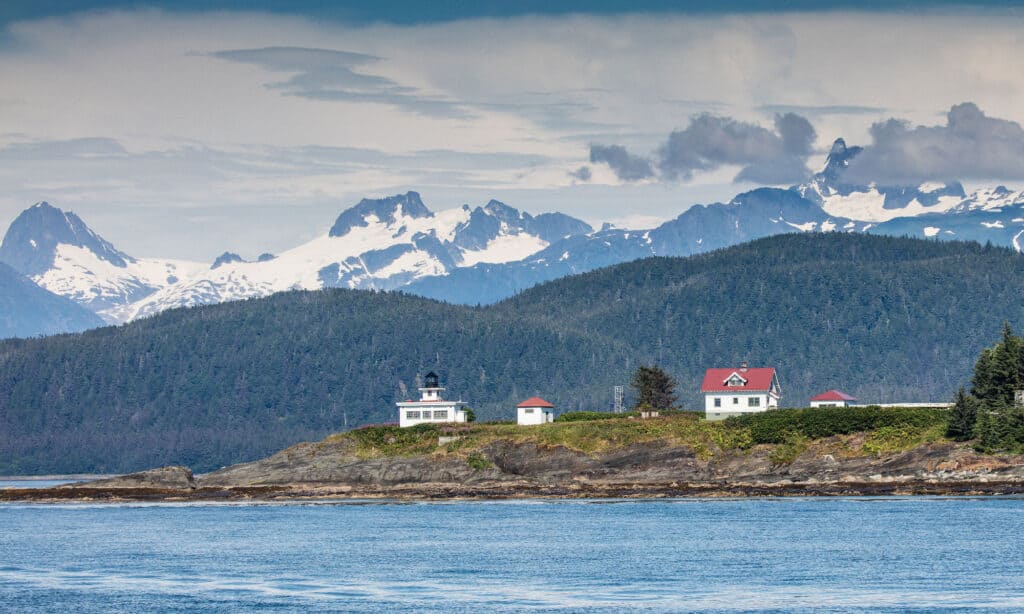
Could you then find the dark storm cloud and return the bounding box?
[590,112,816,184]
[845,102,1024,184]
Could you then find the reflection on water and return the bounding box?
[2,497,1023,612]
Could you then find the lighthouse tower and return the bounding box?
[396,371,469,427]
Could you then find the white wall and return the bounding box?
[398,402,466,427]
[704,392,774,420]
[810,400,851,408]
[517,407,553,425]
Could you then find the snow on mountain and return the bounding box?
[8,135,1024,329]
[798,139,966,222]
[113,192,592,321]
[0,202,204,320]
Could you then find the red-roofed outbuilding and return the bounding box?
[810,390,858,407]
[517,396,555,425]
[701,363,782,419]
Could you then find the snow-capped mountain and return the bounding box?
[796,138,968,223]
[5,136,1024,329]
[0,202,204,319]
[1,194,593,323]
[406,139,1024,304]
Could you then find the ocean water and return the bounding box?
[0,479,86,489]
[1,497,1023,612]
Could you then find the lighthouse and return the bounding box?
[396,371,469,427]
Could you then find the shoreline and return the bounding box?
[4,478,1024,504]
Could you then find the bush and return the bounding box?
[349,423,439,453]
[465,452,493,470]
[555,411,635,422]
[726,406,949,444]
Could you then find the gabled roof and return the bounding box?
[517,396,554,408]
[701,368,778,393]
[811,390,857,402]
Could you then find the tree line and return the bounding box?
[947,323,1024,453]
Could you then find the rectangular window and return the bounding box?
[714,398,721,408]
[733,397,739,405]
[433,410,448,419]
[748,397,760,407]
[525,408,535,414]
[406,411,420,419]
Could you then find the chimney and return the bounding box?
[740,361,748,372]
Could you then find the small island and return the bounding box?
[5,327,1024,503]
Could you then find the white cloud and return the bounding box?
[1,9,1023,258]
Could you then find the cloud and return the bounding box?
[210,46,469,118]
[757,104,887,117]
[589,144,655,181]
[845,102,1024,184]
[591,113,816,184]
[570,165,592,181]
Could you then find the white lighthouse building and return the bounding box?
[396,371,469,428]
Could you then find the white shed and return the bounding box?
[809,390,857,408]
[516,397,554,425]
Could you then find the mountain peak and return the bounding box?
[329,191,433,237]
[0,201,133,277]
[211,252,245,269]
[820,137,863,183]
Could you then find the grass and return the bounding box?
[328,407,955,464]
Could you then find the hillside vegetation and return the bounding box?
[330,405,950,464]
[2,233,1023,474]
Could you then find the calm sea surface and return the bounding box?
[1,496,1023,612]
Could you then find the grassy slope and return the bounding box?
[329,407,952,465]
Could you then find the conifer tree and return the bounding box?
[947,387,979,441]
[630,365,678,410]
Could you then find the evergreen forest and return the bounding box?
[2,233,1024,474]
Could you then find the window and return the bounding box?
[733,397,739,405]
[433,410,448,419]
[748,397,760,407]
[406,411,420,419]
[524,408,535,413]
[713,398,721,408]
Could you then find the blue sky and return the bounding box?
[5,1,1020,25]
[1,1,1023,259]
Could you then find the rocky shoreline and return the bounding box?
[4,434,1024,503]
[4,478,1024,504]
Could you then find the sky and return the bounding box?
[1,1,1024,260]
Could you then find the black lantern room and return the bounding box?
[423,371,440,389]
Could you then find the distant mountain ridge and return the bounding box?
[3,137,1024,327]
[0,262,104,339]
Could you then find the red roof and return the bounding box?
[811,390,857,402]
[517,396,554,408]
[700,368,778,393]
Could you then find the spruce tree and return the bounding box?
[947,387,979,441]
[630,365,679,410]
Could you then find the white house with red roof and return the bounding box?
[701,363,781,420]
[397,371,469,427]
[516,397,555,425]
[810,390,858,408]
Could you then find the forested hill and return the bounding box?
[2,233,1023,474]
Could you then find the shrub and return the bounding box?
[349,423,440,455]
[465,452,493,470]
[555,411,634,422]
[768,432,809,465]
[726,406,948,444]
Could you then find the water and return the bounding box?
[0,479,89,489]
[1,497,1023,612]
